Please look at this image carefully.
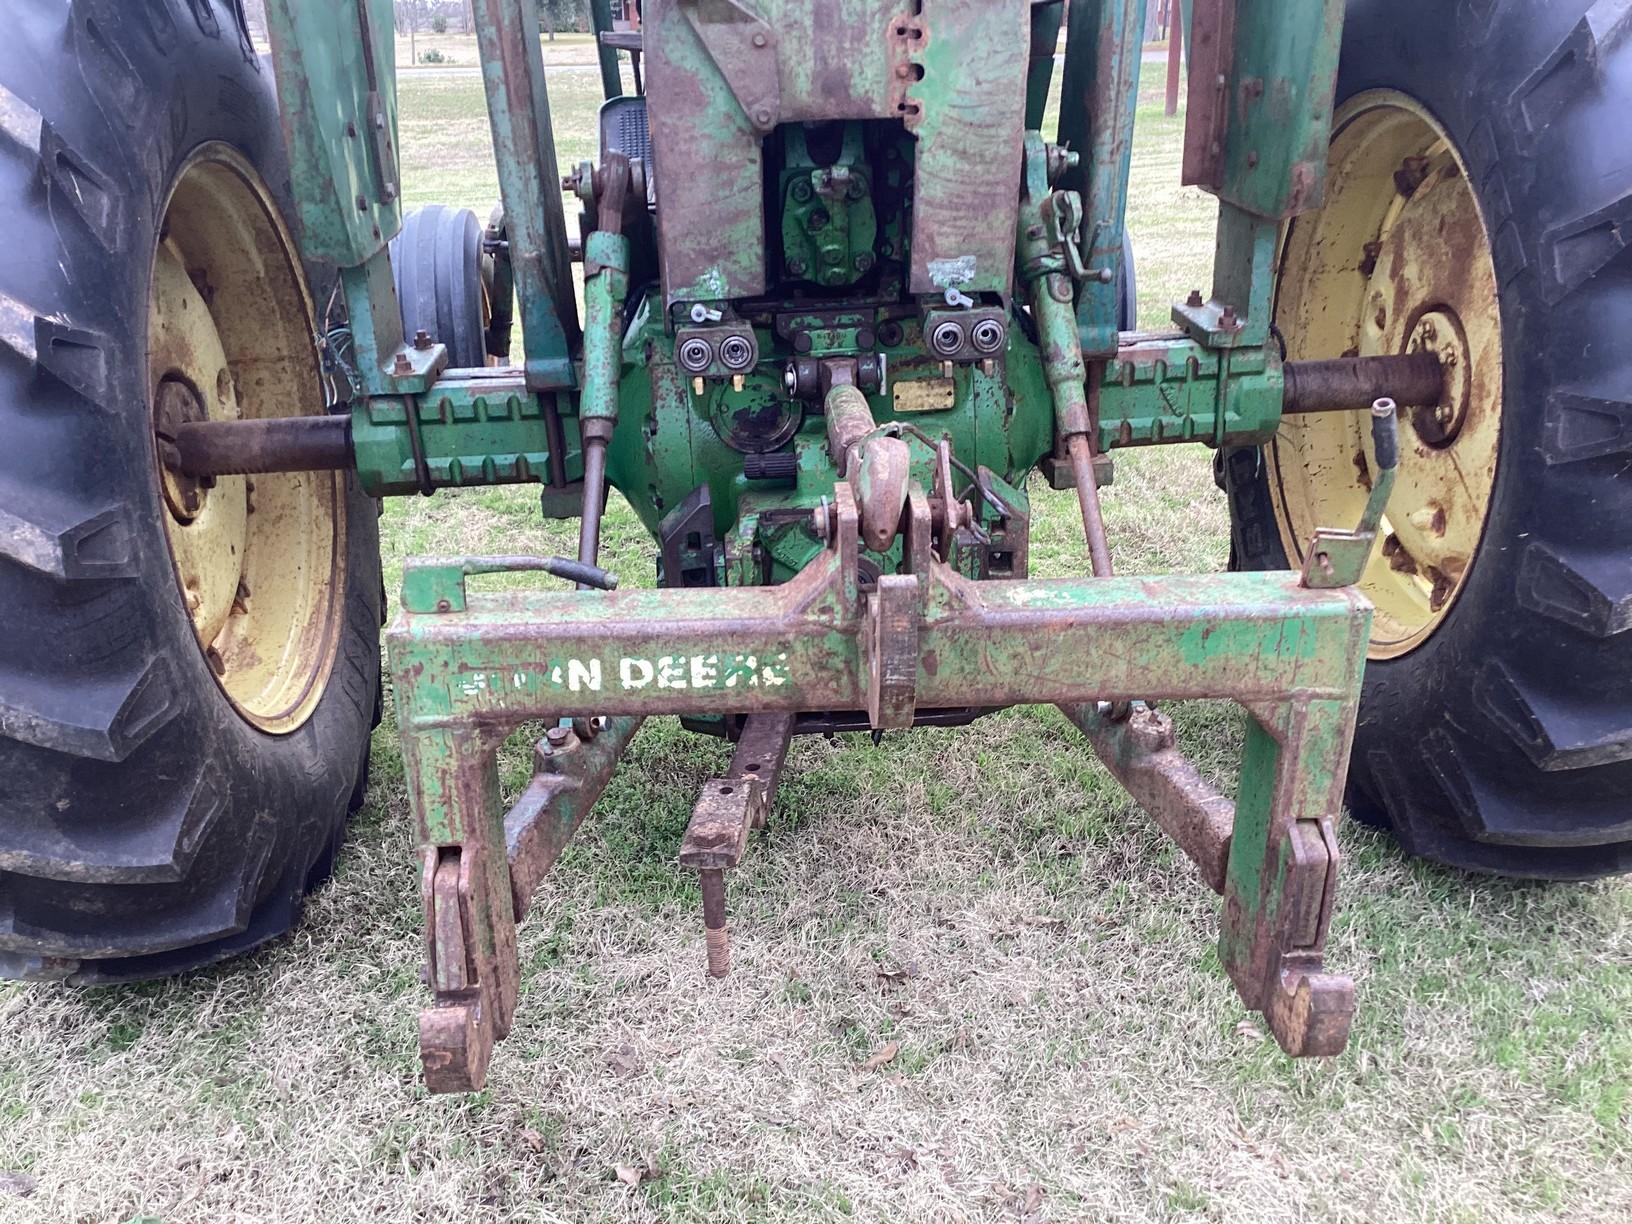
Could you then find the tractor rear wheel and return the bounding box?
[1225,0,1632,877]
[0,1,382,981]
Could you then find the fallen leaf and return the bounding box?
[519,1128,546,1155]
[1235,1019,1265,1043]
[0,1173,34,1199]
[614,1154,661,1188]
[602,1043,641,1078]
[1108,1115,1142,1134]
[1023,1182,1045,1213]
[861,1040,901,1072]
[876,961,921,986]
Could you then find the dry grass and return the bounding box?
[1,66,1629,1224]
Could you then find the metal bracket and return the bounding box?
[1301,400,1400,589]
[679,0,781,132]
[679,713,795,977]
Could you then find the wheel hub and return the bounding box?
[154,377,210,521]
[1406,309,1470,448]
[149,145,345,734]
[1270,91,1503,660]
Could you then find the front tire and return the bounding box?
[1226,0,1632,878]
[0,0,383,982]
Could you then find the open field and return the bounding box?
[393,32,603,71]
[1,64,1629,1224]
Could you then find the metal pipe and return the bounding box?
[1067,434,1115,578]
[1283,354,1443,415]
[168,415,352,477]
[577,430,610,578]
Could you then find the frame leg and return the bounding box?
[404,727,520,1094]
[1221,700,1357,1056]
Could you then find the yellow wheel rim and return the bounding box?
[149,145,346,734]
[1271,91,1503,659]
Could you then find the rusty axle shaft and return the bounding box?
[167,414,353,478]
[1282,353,1444,415]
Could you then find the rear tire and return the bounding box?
[0,0,383,982]
[1226,0,1632,878]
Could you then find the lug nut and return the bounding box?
[719,335,755,371]
[970,318,1006,354]
[678,337,714,373]
[930,320,965,357]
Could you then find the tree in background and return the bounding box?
[540,0,588,41]
[395,0,436,64]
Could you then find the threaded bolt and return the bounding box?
[699,869,730,978]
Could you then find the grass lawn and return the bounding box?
[1,62,1628,1224]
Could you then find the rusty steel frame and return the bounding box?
[389,484,1372,1092]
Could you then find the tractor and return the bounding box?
[0,0,1627,1093]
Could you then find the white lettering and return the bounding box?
[620,657,655,689]
[657,656,688,689]
[567,658,602,693]
[762,652,790,687]
[690,654,719,689]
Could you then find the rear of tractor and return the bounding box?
[0,1,1627,1093]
